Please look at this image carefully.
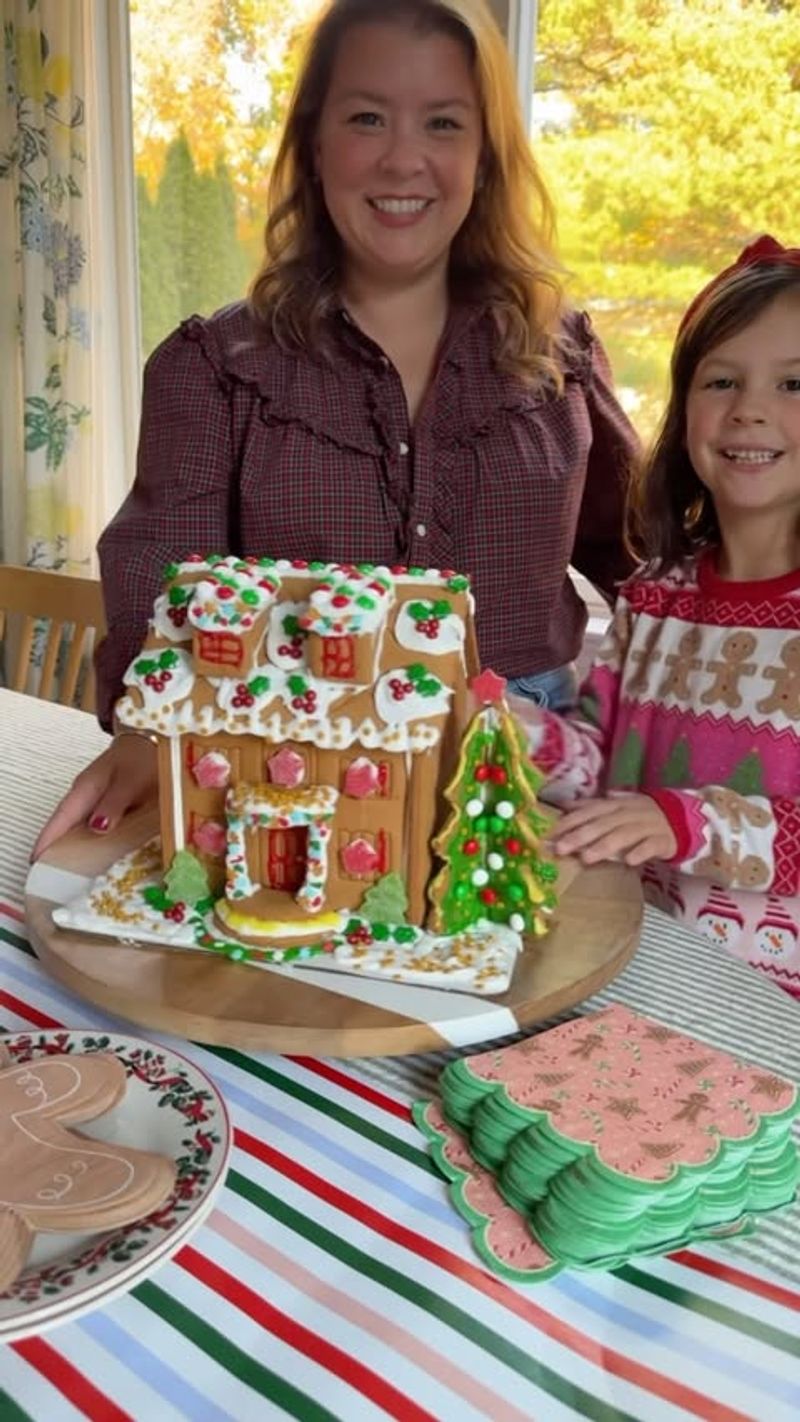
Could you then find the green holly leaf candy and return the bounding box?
[248,675,271,697]
[393,925,417,944]
[287,674,307,695]
[408,602,429,622]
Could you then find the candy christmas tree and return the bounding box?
[428,671,557,937]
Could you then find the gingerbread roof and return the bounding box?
[115,556,475,754]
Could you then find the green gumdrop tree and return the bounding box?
[360,873,409,926]
[429,706,556,937]
[165,849,211,907]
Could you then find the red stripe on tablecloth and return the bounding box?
[235,1126,746,1422]
[672,1249,800,1311]
[290,1057,799,1328]
[12,1338,133,1422]
[287,1056,410,1120]
[0,990,60,1028]
[177,1244,437,1422]
[0,900,24,922]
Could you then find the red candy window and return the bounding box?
[198,630,243,669]
[321,635,355,679]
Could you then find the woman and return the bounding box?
[33,0,637,858]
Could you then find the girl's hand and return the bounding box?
[31,735,158,861]
[548,794,677,867]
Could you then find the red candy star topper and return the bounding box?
[470,669,507,705]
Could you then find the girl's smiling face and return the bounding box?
[686,290,800,523]
[314,20,483,289]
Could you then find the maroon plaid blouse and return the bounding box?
[96,301,638,729]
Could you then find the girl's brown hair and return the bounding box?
[250,0,564,388]
[628,262,800,570]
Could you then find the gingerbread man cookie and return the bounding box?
[757,635,800,720]
[705,787,771,832]
[692,832,769,889]
[700,632,757,710]
[659,626,703,700]
[0,1052,176,1293]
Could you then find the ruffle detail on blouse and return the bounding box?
[180,305,382,457]
[176,299,598,457]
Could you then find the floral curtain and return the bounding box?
[0,0,93,572]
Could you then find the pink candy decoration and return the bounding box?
[344,757,380,799]
[192,820,227,858]
[341,838,380,875]
[267,747,306,787]
[192,751,231,789]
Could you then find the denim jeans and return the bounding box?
[506,662,578,713]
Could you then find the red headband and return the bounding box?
[679,234,800,333]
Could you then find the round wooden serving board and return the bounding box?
[26,808,643,1057]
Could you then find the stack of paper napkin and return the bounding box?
[413,1005,799,1281]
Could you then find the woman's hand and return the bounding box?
[31,734,158,862]
[547,793,677,867]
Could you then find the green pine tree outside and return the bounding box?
[726,750,765,797]
[137,134,249,360]
[660,737,692,788]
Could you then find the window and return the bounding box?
[321,635,356,680]
[197,630,243,669]
[532,0,797,440]
[129,0,318,360]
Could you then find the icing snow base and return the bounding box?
[51,841,521,995]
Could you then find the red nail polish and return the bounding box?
[90,814,110,832]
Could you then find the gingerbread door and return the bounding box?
[264,827,308,892]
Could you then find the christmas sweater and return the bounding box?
[526,552,800,999]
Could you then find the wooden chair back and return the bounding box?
[0,565,106,713]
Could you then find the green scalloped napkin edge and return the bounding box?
[413,1099,756,1284]
[412,1099,561,1282]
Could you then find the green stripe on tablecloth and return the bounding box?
[0,1389,34,1422]
[618,1262,800,1358]
[133,1279,340,1421]
[211,1045,436,1175]
[0,925,32,954]
[228,1167,637,1422]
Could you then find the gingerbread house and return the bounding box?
[115,556,479,945]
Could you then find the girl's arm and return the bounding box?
[510,598,633,803]
[645,785,800,897]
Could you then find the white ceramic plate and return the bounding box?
[0,1029,231,1342]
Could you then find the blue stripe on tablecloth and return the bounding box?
[555,1274,800,1406]
[0,949,457,1226]
[78,1313,238,1422]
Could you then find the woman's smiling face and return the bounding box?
[315,19,483,289]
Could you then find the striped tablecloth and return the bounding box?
[1,689,799,1422]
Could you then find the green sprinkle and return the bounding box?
[355,594,375,610]
[447,574,469,591]
[240,588,259,606]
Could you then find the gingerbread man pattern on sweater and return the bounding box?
[525,552,800,999]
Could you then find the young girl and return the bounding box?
[514,235,800,999]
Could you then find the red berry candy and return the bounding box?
[426,620,440,638]
[463,838,479,855]
[291,696,304,710]
[162,670,173,682]
[217,585,234,599]
[475,765,491,782]
[291,558,308,569]
[490,766,507,784]
[505,838,522,855]
[479,888,498,906]
[331,594,349,608]
[277,643,291,656]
